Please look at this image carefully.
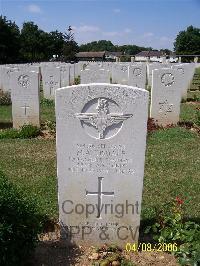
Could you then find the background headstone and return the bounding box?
[42,66,60,99]
[60,65,70,87]
[11,71,40,129]
[150,68,182,126]
[128,64,146,89]
[80,68,110,84]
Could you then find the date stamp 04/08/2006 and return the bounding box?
[125,243,178,252]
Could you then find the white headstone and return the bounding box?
[80,68,110,84]
[131,57,135,63]
[115,64,129,85]
[56,83,149,246]
[1,66,19,92]
[150,68,182,126]
[60,65,70,87]
[171,64,190,100]
[111,63,118,83]
[69,64,75,85]
[128,64,146,89]
[42,66,60,99]
[11,71,40,129]
[147,63,170,87]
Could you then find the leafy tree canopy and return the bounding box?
[4,17,199,64]
[174,25,200,55]
[0,16,21,64]
[62,27,79,62]
[79,40,151,55]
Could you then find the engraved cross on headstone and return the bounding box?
[46,75,58,95]
[86,177,114,218]
[21,104,30,115]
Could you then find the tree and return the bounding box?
[160,49,171,56]
[20,21,55,62]
[0,16,21,64]
[174,25,200,55]
[48,30,65,58]
[62,26,79,62]
[79,40,150,55]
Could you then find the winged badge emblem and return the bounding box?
[75,98,133,139]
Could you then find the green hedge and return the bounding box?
[0,125,40,139]
[0,171,43,265]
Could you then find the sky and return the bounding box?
[1,0,200,50]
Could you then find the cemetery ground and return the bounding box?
[0,72,200,265]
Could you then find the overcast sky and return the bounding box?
[1,0,200,50]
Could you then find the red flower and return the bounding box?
[175,197,184,205]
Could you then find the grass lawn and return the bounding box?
[0,97,55,125]
[0,105,12,124]
[1,126,199,224]
[143,127,200,222]
[0,79,200,225]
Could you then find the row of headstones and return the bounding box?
[80,63,147,89]
[0,61,196,101]
[0,62,84,100]
[3,62,196,129]
[0,61,172,94]
[0,61,84,128]
[81,62,196,92]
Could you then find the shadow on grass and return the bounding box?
[27,220,83,266]
[0,121,13,129]
[29,241,82,266]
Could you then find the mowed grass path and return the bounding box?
[0,101,199,222]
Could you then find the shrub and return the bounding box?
[19,124,40,138]
[42,120,56,135]
[193,94,200,102]
[0,171,43,265]
[0,125,40,139]
[195,108,200,126]
[74,76,80,85]
[145,197,200,265]
[0,128,19,139]
[0,89,11,105]
[181,98,187,103]
[40,98,55,107]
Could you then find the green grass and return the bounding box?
[143,127,200,221]
[1,101,199,126]
[187,90,200,100]
[0,97,55,125]
[190,67,200,91]
[0,139,57,219]
[0,105,12,124]
[180,102,200,123]
[40,98,55,122]
[0,126,199,223]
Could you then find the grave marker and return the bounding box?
[128,64,146,89]
[42,66,60,99]
[150,68,182,126]
[56,83,149,246]
[11,71,40,129]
